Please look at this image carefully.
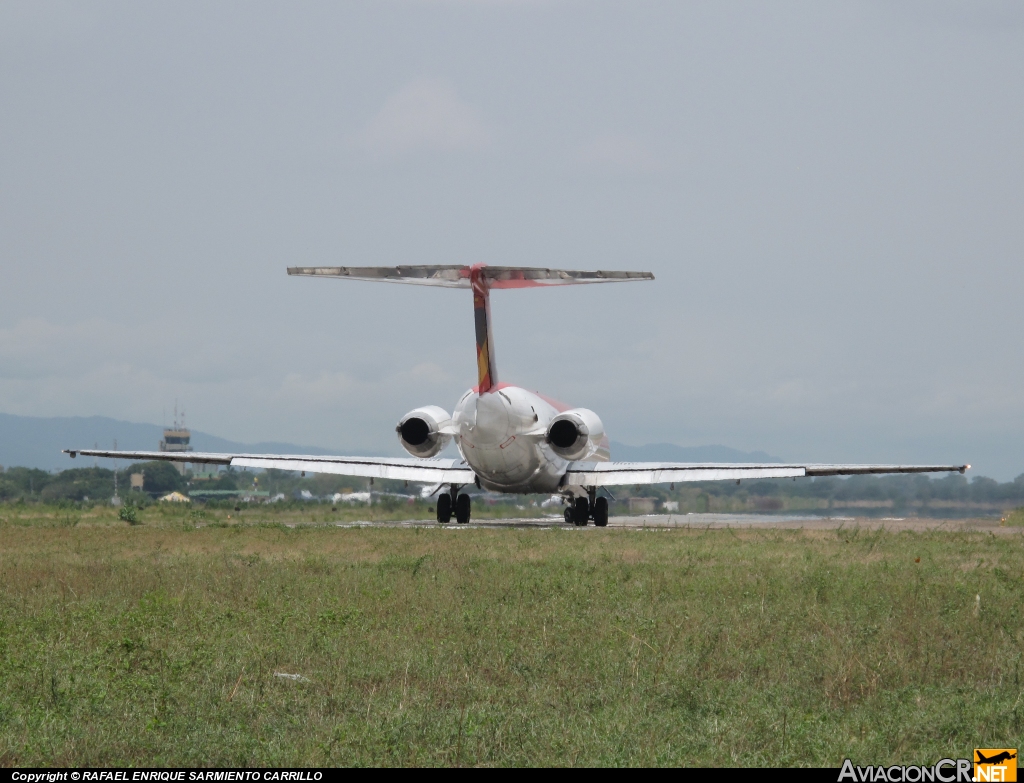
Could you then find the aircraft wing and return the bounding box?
[63,449,477,484]
[561,462,970,486]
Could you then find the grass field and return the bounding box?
[0,505,1022,767]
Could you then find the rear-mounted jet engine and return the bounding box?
[396,406,453,458]
[546,408,607,462]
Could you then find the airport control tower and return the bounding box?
[160,403,193,474]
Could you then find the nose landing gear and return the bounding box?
[573,497,590,526]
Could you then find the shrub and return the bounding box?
[118,504,141,525]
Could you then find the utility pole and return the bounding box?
[111,439,121,507]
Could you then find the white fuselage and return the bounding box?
[451,385,606,494]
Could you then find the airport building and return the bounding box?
[159,426,192,474]
[159,405,193,475]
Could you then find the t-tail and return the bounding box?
[470,265,498,391]
[287,264,654,392]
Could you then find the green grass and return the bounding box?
[0,510,1021,766]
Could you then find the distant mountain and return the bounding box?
[0,412,781,472]
[608,442,781,463]
[0,413,348,472]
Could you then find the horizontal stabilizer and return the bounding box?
[287,265,653,289]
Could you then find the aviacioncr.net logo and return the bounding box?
[974,749,1017,782]
[838,758,973,782]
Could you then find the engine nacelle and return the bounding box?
[546,408,606,461]
[396,406,453,458]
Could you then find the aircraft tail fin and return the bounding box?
[288,264,654,393]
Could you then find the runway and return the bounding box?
[332,513,1019,533]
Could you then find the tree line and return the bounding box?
[1,463,1022,506]
[0,463,236,502]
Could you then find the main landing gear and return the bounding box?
[436,493,452,524]
[564,490,609,527]
[455,493,471,524]
[436,486,471,525]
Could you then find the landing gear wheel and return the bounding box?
[593,496,609,527]
[564,507,574,525]
[573,497,590,526]
[436,493,452,524]
[455,493,471,524]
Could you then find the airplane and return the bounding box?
[976,751,1016,765]
[66,264,969,526]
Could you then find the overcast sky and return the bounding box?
[1,1,1022,478]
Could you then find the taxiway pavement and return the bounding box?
[331,514,1018,534]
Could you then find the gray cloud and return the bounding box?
[358,78,490,157]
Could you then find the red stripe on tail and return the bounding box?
[470,264,497,393]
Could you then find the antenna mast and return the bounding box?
[111,438,121,507]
